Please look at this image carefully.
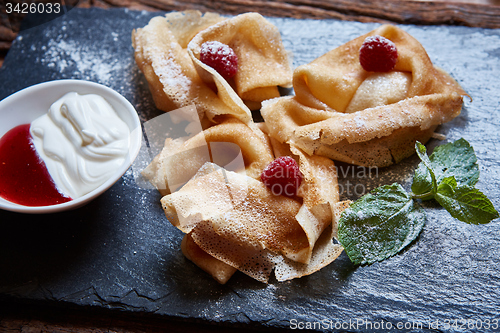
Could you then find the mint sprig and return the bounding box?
[411,138,479,200]
[414,140,498,224]
[338,138,498,265]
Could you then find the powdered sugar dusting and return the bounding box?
[39,38,123,85]
[153,47,191,104]
[27,18,137,89]
[354,114,366,128]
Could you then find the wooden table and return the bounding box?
[0,0,499,332]
[1,0,500,68]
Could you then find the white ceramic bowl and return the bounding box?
[0,80,142,214]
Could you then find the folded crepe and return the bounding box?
[132,10,251,124]
[261,24,468,167]
[132,10,293,125]
[142,117,274,196]
[187,12,293,110]
[143,118,344,283]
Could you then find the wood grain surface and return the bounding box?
[1,0,500,67]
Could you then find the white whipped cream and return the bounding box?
[30,92,130,198]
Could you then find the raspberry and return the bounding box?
[261,156,303,197]
[199,41,238,79]
[359,35,398,72]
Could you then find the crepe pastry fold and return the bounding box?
[142,117,274,196]
[261,24,468,167]
[143,119,344,283]
[133,10,293,125]
[132,10,252,124]
[187,12,293,110]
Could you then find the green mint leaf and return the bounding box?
[411,166,434,199]
[435,183,499,225]
[412,141,438,199]
[412,138,479,197]
[415,141,434,173]
[338,183,426,265]
[438,176,458,189]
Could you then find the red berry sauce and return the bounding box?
[0,124,72,206]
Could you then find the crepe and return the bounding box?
[143,118,344,283]
[187,12,293,110]
[181,232,237,284]
[261,24,468,167]
[132,10,252,124]
[142,117,274,196]
[132,10,293,125]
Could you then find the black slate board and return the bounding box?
[1,7,500,332]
